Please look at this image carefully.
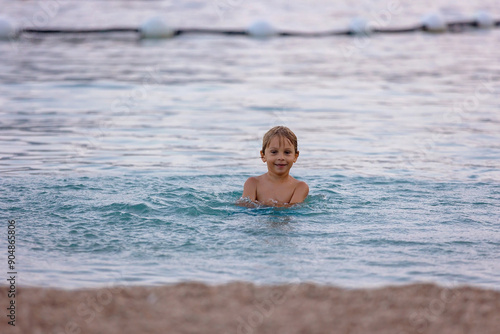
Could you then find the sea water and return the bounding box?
[1,0,499,289]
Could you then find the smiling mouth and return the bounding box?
[275,164,287,167]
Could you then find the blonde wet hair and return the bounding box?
[261,126,298,154]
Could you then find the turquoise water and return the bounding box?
[1,0,500,288]
[2,173,499,288]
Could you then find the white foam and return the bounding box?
[0,16,18,40]
[421,12,447,32]
[247,20,277,38]
[140,17,174,39]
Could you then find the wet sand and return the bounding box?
[1,282,499,334]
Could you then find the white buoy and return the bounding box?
[348,17,373,35]
[474,10,494,28]
[247,20,277,38]
[140,17,174,39]
[0,16,18,40]
[421,12,447,32]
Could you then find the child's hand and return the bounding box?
[235,197,259,208]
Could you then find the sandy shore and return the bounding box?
[1,282,499,334]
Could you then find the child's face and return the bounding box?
[260,135,299,176]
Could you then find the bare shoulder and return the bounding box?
[290,178,309,204]
[248,173,269,185]
[244,176,259,186]
[290,175,308,188]
[241,176,259,201]
[294,180,309,193]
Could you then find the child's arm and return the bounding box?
[236,177,258,207]
[289,181,309,204]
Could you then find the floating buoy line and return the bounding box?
[0,12,498,40]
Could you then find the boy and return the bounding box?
[238,126,309,207]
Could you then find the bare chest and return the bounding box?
[256,181,296,204]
